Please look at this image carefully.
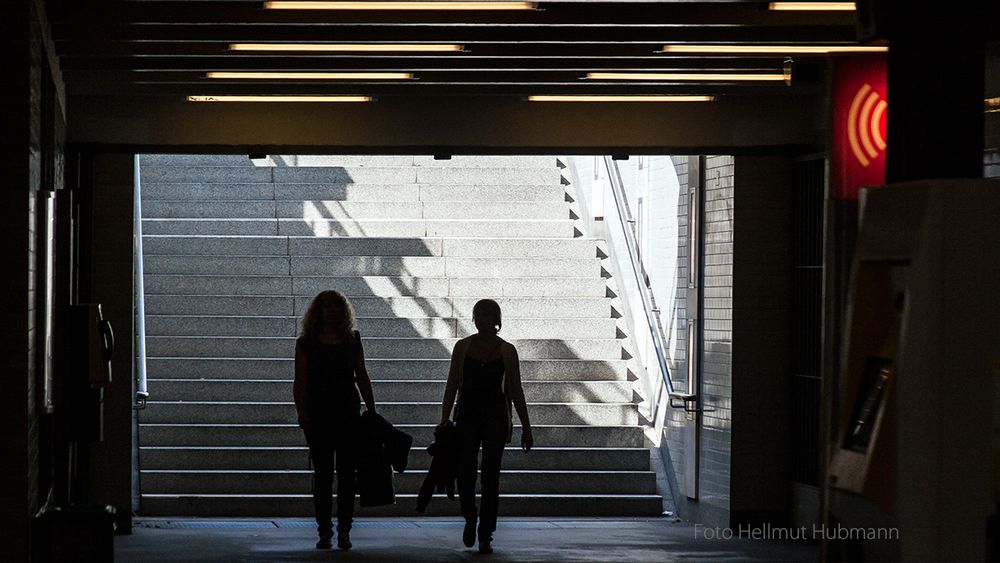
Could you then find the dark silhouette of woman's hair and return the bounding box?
[300,290,356,341]
[472,298,502,334]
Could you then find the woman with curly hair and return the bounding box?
[293,290,376,550]
[440,298,533,554]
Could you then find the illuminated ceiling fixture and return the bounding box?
[585,72,786,82]
[206,71,413,80]
[528,95,716,103]
[228,43,464,52]
[187,95,372,102]
[264,1,536,9]
[985,97,1000,113]
[768,2,856,10]
[662,44,887,54]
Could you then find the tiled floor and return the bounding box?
[116,517,817,562]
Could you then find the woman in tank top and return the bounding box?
[293,290,376,551]
[440,298,533,554]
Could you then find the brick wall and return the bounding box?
[699,155,735,515]
[657,156,690,495]
[0,3,63,561]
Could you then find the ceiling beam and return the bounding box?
[49,1,856,27]
[61,79,817,96]
[53,23,857,44]
[67,92,822,152]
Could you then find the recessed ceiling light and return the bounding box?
[768,2,856,10]
[264,1,536,9]
[187,95,372,102]
[662,44,887,54]
[228,43,464,52]
[585,72,786,82]
[528,95,716,103]
[206,71,413,80]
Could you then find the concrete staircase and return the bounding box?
[137,154,661,516]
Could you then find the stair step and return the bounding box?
[137,493,662,517]
[142,183,275,201]
[139,165,559,186]
[149,380,635,403]
[282,218,574,238]
[139,402,638,426]
[144,275,293,296]
[142,236,599,259]
[141,155,415,168]
[143,275,607,298]
[144,255,602,277]
[280,201,571,220]
[144,316,619,339]
[139,470,656,495]
[145,358,628,381]
[140,154,559,170]
[143,200,279,219]
[139,446,650,470]
[145,337,625,360]
[143,166,273,183]
[143,218,575,238]
[410,155,559,169]
[143,183,568,203]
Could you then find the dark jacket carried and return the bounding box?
[416,421,461,513]
[357,411,413,507]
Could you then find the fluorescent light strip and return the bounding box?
[769,2,856,10]
[662,44,887,54]
[228,43,464,52]
[206,71,412,80]
[187,95,371,102]
[528,95,715,103]
[586,72,786,82]
[264,1,536,9]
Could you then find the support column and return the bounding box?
[0,3,35,561]
[883,11,986,181]
[81,153,135,534]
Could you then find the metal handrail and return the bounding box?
[133,155,149,410]
[602,156,698,412]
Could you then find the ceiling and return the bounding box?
[48,1,859,99]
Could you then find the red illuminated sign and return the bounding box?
[831,55,887,200]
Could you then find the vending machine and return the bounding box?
[827,179,1000,561]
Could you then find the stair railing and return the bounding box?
[602,156,698,412]
[133,155,149,410]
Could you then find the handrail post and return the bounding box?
[602,156,698,412]
[134,155,148,410]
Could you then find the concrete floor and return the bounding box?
[116,518,817,562]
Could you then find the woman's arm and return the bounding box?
[440,339,463,424]
[355,334,377,413]
[507,345,533,451]
[293,341,309,428]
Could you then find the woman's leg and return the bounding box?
[304,427,335,536]
[458,423,483,526]
[477,420,507,542]
[334,428,358,533]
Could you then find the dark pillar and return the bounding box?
[881,8,986,181]
[0,3,34,561]
[82,153,136,534]
[730,155,793,527]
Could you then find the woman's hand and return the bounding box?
[521,426,534,452]
[297,411,309,429]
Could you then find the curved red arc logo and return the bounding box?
[847,83,887,168]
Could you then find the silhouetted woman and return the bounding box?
[293,290,376,551]
[440,298,532,554]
